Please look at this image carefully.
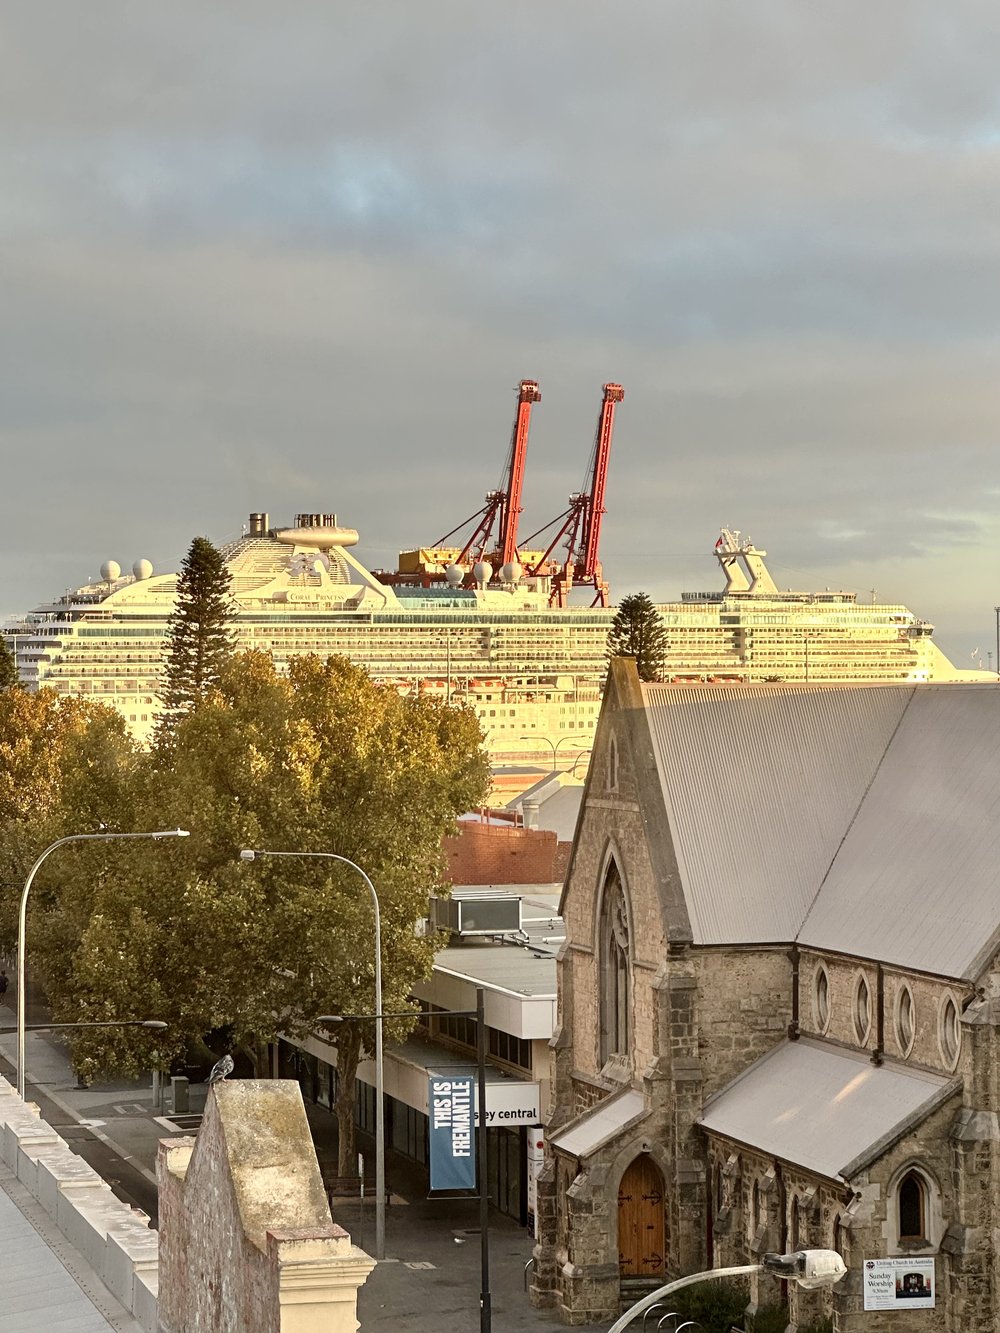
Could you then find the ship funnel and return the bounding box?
[249,512,269,537]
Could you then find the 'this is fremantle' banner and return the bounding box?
[429,1074,477,1191]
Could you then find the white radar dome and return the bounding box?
[472,561,493,586]
[132,559,153,581]
[500,561,522,584]
[100,560,121,583]
[444,564,464,586]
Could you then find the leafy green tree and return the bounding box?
[29,651,490,1173]
[0,636,20,690]
[607,591,668,682]
[155,535,235,741]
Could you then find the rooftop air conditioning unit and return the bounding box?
[431,892,522,936]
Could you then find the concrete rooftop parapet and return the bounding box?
[34,1140,114,1217]
[0,1073,158,1332]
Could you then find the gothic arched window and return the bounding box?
[898,1170,928,1243]
[599,862,631,1064]
[789,1194,800,1250]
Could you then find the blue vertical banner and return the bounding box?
[428,1073,477,1191]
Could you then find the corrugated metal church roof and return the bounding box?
[637,682,1000,978]
[641,683,911,946]
[798,686,1000,978]
[699,1037,956,1181]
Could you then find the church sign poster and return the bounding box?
[428,1074,476,1191]
[863,1257,935,1310]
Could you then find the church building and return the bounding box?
[530,661,1000,1330]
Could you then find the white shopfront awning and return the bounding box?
[299,1030,542,1128]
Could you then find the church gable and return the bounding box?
[560,657,692,951]
[554,659,693,1096]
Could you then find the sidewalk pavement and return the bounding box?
[0,999,605,1331]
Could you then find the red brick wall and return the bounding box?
[444,821,564,884]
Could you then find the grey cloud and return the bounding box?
[3,0,1000,671]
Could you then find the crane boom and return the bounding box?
[432,378,541,570]
[579,384,623,583]
[499,380,541,568]
[522,381,623,606]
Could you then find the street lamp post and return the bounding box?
[16,829,189,1099]
[318,991,493,1333]
[239,847,387,1261]
[519,735,588,771]
[607,1250,847,1333]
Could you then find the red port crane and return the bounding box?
[434,379,542,570]
[522,383,624,606]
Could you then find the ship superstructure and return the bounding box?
[658,528,958,685]
[17,511,612,757]
[12,519,968,763]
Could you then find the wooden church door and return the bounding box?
[617,1153,666,1277]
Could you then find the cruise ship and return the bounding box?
[12,516,968,762]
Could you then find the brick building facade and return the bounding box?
[530,662,1000,1330]
[444,811,572,884]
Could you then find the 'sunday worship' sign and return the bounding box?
[429,1074,477,1191]
[863,1257,935,1310]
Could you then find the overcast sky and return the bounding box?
[3,2,999,663]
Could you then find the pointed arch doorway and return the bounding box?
[617,1154,666,1278]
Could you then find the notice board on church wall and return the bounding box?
[863,1257,935,1310]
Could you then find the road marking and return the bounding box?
[404,1261,436,1270]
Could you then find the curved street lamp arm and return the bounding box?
[239,847,385,1261]
[607,1266,762,1333]
[17,829,188,1098]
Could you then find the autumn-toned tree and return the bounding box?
[155,535,235,742]
[0,688,142,955]
[607,591,668,682]
[30,652,490,1172]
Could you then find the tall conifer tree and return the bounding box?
[0,636,20,690]
[156,536,235,741]
[607,591,668,682]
